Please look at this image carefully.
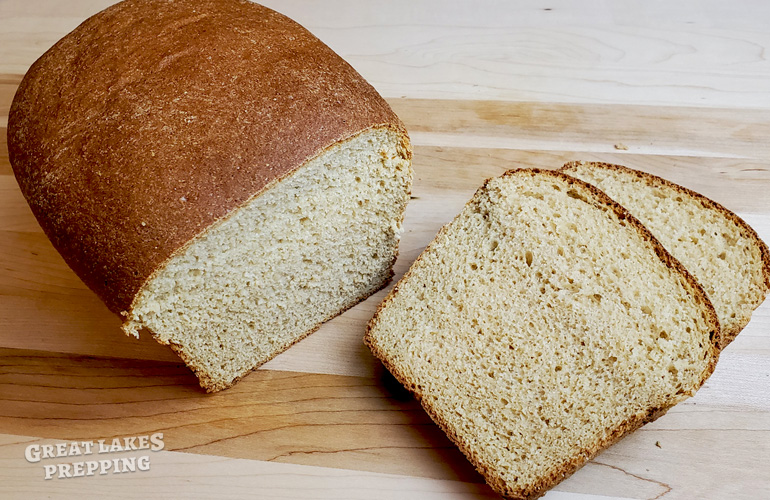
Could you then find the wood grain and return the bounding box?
[2,1,770,498]
[1,345,767,499]
[3,1,770,108]
[0,348,491,482]
[0,434,500,500]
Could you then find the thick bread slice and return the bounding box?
[561,161,770,348]
[9,0,412,391]
[365,169,719,500]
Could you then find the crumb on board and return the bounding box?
[614,143,629,150]
[655,441,662,448]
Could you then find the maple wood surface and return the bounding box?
[1,1,769,499]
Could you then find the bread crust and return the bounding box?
[8,0,409,317]
[365,168,720,500]
[561,161,770,346]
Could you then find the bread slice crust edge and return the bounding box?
[561,160,770,347]
[365,168,720,500]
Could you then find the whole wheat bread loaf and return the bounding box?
[9,0,412,391]
[365,169,719,500]
[561,161,770,348]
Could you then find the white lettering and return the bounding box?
[81,441,94,454]
[41,445,56,460]
[123,436,137,451]
[150,433,164,451]
[25,445,40,463]
[43,464,56,480]
[109,438,122,453]
[67,442,82,457]
[119,457,136,473]
[57,463,72,479]
[30,436,160,479]
[72,461,86,477]
[99,459,112,475]
[137,455,150,471]
[86,460,99,476]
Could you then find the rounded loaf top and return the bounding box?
[8,0,405,315]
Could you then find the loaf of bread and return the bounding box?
[365,169,719,500]
[561,161,770,348]
[8,0,412,391]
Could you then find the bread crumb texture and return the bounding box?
[366,169,717,500]
[562,161,770,346]
[125,129,411,391]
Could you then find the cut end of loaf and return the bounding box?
[123,128,412,391]
[366,169,718,500]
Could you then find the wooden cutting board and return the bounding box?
[1,1,770,499]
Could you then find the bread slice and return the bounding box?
[561,161,770,348]
[365,169,719,500]
[8,0,412,391]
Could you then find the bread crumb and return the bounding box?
[365,168,717,499]
[655,441,662,448]
[614,143,629,150]
[131,129,411,392]
[562,160,770,348]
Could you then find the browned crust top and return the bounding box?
[8,0,405,314]
[365,168,720,500]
